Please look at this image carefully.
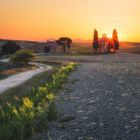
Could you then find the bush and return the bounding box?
[11,49,35,64]
[1,41,21,54]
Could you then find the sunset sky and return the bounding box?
[0,0,140,42]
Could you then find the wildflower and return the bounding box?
[6,102,12,108]
[12,107,18,116]
[22,97,33,109]
[46,93,55,100]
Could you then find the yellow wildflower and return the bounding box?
[22,97,33,109]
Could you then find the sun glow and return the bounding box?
[0,0,140,42]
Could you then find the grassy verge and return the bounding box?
[0,69,55,105]
[0,62,77,140]
[0,62,60,105]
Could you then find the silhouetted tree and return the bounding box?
[1,41,21,54]
[112,29,119,51]
[56,37,72,52]
[93,29,99,52]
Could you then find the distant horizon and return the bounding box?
[0,37,140,44]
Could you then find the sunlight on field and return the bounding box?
[71,42,140,54]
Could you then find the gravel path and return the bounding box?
[0,63,52,94]
[38,53,140,63]
[45,61,140,140]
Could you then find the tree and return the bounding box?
[56,37,72,52]
[112,29,119,51]
[93,29,99,52]
[11,49,35,65]
[1,41,21,54]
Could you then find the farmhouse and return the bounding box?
[30,41,59,53]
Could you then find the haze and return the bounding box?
[0,0,140,42]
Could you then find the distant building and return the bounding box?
[30,41,59,53]
[99,34,110,52]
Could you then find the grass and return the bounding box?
[0,63,60,105]
[0,61,61,105]
[0,62,77,140]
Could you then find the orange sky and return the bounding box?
[0,0,140,42]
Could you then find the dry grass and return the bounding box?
[0,62,38,80]
[0,66,37,76]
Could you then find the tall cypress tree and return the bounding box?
[93,29,99,52]
[112,29,119,50]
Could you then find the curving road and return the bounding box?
[0,63,52,94]
[37,53,140,63]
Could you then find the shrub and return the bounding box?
[11,49,35,64]
[1,41,21,54]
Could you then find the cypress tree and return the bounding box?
[112,29,119,50]
[93,29,99,52]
